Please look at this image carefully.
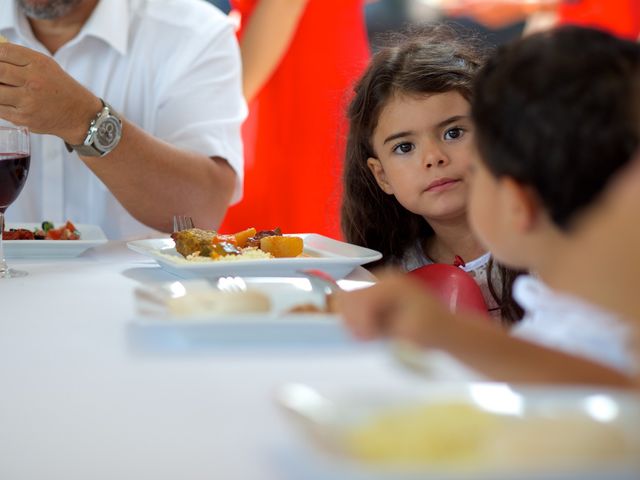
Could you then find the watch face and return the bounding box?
[94,116,122,152]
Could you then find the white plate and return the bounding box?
[4,222,108,259]
[130,277,373,346]
[127,233,382,279]
[276,382,640,480]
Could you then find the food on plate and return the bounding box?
[2,220,80,240]
[166,289,271,316]
[345,400,635,468]
[233,227,257,248]
[286,293,338,314]
[347,402,496,466]
[171,227,304,261]
[171,228,218,257]
[287,303,326,314]
[0,34,7,43]
[260,235,303,258]
[2,228,34,240]
[244,228,281,248]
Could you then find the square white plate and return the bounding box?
[276,382,640,480]
[130,277,373,346]
[127,233,382,279]
[4,222,108,259]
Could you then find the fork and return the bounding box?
[172,215,194,232]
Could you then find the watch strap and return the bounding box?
[65,99,120,157]
[64,142,103,156]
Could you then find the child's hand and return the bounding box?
[337,272,457,347]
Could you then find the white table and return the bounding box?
[0,242,441,480]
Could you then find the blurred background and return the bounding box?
[204,0,638,239]
[206,0,526,48]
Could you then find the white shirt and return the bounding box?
[1,0,247,239]
[512,275,637,375]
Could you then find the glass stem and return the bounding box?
[0,211,6,274]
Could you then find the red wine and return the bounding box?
[0,153,30,213]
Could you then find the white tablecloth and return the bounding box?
[0,242,440,480]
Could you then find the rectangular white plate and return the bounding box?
[127,233,382,279]
[130,277,372,347]
[276,382,640,480]
[4,222,108,259]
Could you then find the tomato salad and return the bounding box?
[2,221,80,240]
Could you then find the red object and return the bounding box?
[409,264,489,317]
[558,0,640,40]
[453,255,466,268]
[2,228,34,240]
[222,0,370,239]
[45,221,80,240]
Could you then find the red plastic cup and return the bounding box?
[408,263,489,317]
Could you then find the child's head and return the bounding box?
[342,24,487,262]
[469,26,640,270]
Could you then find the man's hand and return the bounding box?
[0,42,101,144]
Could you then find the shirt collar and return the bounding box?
[79,0,129,56]
[0,0,129,56]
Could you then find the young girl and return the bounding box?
[341,25,523,325]
[338,26,640,385]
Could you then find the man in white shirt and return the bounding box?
[0,0,246,239]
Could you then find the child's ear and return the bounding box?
[501,177,541,233]
[367,157,394,194]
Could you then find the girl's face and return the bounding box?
[368,91,477,223]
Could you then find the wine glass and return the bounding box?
[0,123,30,278]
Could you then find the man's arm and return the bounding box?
[82,116,237,233]
[0,40,239,233]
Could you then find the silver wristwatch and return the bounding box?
[65,99,122,157]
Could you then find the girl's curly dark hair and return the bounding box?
[341,23,524,325]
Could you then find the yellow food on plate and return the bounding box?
[345,400,635,469]
[167,289,271,316]
[260,235,303,258]
[0,34,7,43]
[346,402,496,466]
[233,227,257,248]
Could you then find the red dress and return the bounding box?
[222,0,370,238]
[558,0,640,40]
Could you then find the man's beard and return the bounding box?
[17,0,84,20]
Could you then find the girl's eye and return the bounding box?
[444,127,464,141]
[392,142,414,155]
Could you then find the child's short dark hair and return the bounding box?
[472,26,640,229]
